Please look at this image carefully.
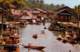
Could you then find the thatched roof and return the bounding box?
[55,6,78,18]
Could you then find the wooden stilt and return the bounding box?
[28,47,30,52]
[28,43,31,52]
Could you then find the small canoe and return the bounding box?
[22,45,45,50]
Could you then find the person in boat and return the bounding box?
[44,26,47,29]
[32,34,38,39]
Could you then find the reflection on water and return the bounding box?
[20,23,80,52]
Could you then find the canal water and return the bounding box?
[20,23,80,52]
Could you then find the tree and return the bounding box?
[74,5,80,14]
[0,0,27,22]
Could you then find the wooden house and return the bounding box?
[55,6,77,22]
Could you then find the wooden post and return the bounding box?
[28,43,31,52]
[69,50,71,52]
[41,50,45,52]
[28,47,30,52]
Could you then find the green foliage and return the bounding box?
[0,0,27,9]
[0,0,27,21]
[24,1,65,11]
[74,5,80,14]
[0,0,66,11]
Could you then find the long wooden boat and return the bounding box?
[22,44,45,50]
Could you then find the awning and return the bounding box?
[32,11,40,14]
[20,16,32,19]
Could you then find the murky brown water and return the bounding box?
[20,23,80,52]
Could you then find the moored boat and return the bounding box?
[22,44,45,50]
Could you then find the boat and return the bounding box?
[22,44,45,50]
